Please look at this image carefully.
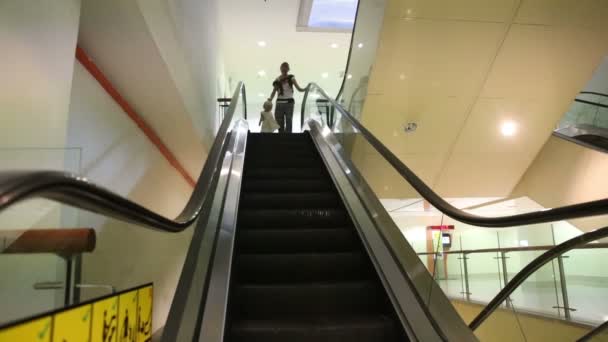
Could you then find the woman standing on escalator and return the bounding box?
[268,62,306,133]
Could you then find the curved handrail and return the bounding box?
[469,225,608,330]
[574,98,608,109]
[0,82,248,232]
[300,82,608,227]
[580,91,608,98]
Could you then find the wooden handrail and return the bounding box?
[2,228,96,256]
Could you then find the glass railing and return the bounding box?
[300,83,608,341]
[555,92,608,150]
[0,82,248,342]
[0,148,82,324]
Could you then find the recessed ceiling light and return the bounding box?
[330,43,339,48]
[346,74,352,79]
[321,72,329,78]
[357,43,364,48]
[500,120,517,137]
[257,41,267,47]
[257,93,265,97]
[257,70,266,77]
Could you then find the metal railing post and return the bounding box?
[557,255,573,320]
[460,252,471,301]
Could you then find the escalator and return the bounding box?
[227,133,406,341]
[2,81,608,342]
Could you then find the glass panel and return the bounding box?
[0,148,81,324]
[563,246,608,325]
[301,86,608,340]
[466,252,502,304]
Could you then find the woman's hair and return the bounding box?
[280,62,290,71]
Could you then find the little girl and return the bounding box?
[259,100,280,133]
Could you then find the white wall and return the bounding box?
[0,0,81,149]
[0,0,82,324]
[68,61,193,333]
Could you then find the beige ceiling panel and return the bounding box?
[384,0,517,22]
[434,152,536,197]
[516,0,608,32]
[351,151,444,198]
[449,97,569,156]
[359,93,473,155]
[480,24,608,101]
[369,19,505,99]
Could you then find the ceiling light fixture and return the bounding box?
[357,43,364,48]
[257,93,264,97]
[500,120,517,137]
[330,43,339,48]
[321,72,329,78]
[346,74,352,79]
[257,41,267,47]
[257,70,266,77]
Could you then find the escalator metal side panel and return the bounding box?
[307,121,477,342]
[162,132,236,342]
[197,120,248,342]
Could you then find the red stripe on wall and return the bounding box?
[75,46,196,188]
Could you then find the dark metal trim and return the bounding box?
[469,226,608,330]
[0,82,247,232]
[552,131,608,154]
[300,83,608,227]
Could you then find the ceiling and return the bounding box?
[218,0,352,111]
[353,0,608,199]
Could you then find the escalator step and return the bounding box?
[236,228,359,253]
[245,168,327,180]
[246,157,322,168]
[232,282,387,318]
[229,314,399,342]
[239,192,340,209]
[238,209,350,228]
[235,253,372,283]
[242,179,332,193]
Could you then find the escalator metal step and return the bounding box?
[235,252,373,283]
[239,192,340,209]
[232,282,388,318]
[238,209,350,228]
[242,179,333,193]
[236,228,359,253]
[245,168,326,180]
[229,315,399,342]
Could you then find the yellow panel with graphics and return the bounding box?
[117,289,139,342]
[91,296,119,342]
[52,304,92,341]
[137,285,153,342]
[0,284,152,342]
[0,317,52,342]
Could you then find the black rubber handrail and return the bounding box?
[580,91,608,98]
[469,225,608,330]
[0,82,247,232]
[574,98,608,109]
[301,83,608,227]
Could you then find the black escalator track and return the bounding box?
[226,132,407,342]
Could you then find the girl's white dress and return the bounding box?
[260,111,280,132]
